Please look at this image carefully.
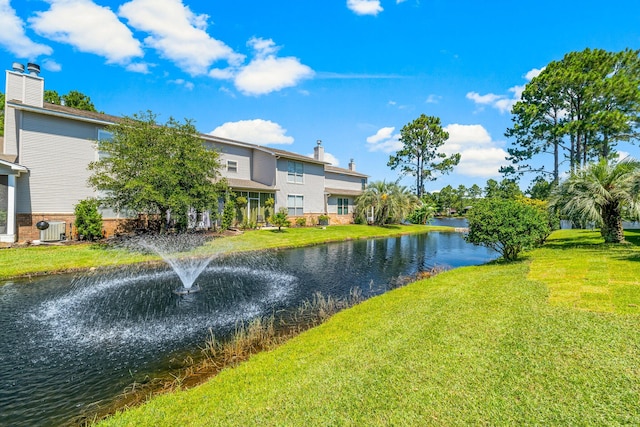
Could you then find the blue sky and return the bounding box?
[2,0,640,193]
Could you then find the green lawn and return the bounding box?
[98,229,640,426]
[0,224,443,280]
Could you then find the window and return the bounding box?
[287,161,303,183]
[227,160,238,173]
[361,178,367,190]
[287,195,303,216]
[97,129,113,160]
[338,198,349,215]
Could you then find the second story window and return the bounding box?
[227,160,238,173]
[361,178,367,190]
[287,161,303,183]
[97,129,113,160]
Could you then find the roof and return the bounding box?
[7,100,366,175]
[0,157,28,174]
[325,164,369,178]
[325,187,364,197]
[225,178,277,191]
[7,100,119,126]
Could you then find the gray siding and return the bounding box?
[251,149,276,186]
[275,158,325,213]
[17,112,100,214]
[325,171,363,192]
[3,108,19,156]
[214,143,252,180]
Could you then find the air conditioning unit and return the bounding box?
[40,221,66,242]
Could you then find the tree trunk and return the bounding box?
[553,138,559,184]
[601,202,625,243]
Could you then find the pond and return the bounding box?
[0,231,496,426]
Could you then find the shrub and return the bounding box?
[221,196,235,230]
[264,197,275,219]
[74,198,103,240]
[270,207,290,232]
[318,214,330,226]
[465,198,551,261]
[295,217,307,227]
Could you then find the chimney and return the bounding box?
[348,158,356,171]
[314,139,324,161]
[5,62,44,108]
[12,62,25,73]
[27,62,41,76]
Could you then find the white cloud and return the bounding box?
[29,0,142,64]
[442,124,508,178]
[210,119,294,145]
[0,0,52,58]
[307,151,340,166]
[366,127,402,152]
[347,0,383,15]
[232,37,314,96]
[525,67,544,80]
[466,92,502,106]
[466,67,544,114]
[425,94,441,104]
[118,0,243,75]
[169,78,194,90]
[126,62,152,74]
[616,151,631,161]
[41,58,61,72]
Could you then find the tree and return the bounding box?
[504,48,640,182]
[485,178,522,200]
[354,181,419,226]
[88,111,222,232]
[44,90,61,104]
[44,89,97,112]
[468,184,483,200]
[527,177,554,201]
[550,158,640,243]
[407,202,435,225]
[466,198,551,261]
[74,198,103,240]
[62,90,97,112]
[388,114,461,197]
[435,184,458,215]
[270,207,290,232]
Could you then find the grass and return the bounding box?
[98,229,640,426]
[528,229,640,314]
[0,224,442,280]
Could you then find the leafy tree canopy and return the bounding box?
[44,90,61,105]
[388,114,461,197]
[45,89,97,112]
[503,48,640,182]
[88,111,223,232]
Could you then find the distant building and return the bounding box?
[1,63,368,243]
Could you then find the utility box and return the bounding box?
[39,221,66,242]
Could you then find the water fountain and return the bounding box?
[133,233,215,295]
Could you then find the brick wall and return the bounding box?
[16,214,122,242]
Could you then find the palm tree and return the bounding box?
[550,158,640,243]
[355,181,419,226]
